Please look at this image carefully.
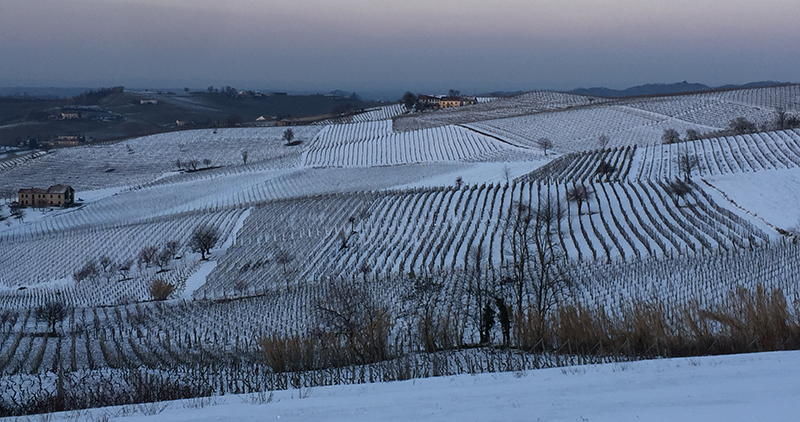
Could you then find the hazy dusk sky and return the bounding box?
[1,0,799,96]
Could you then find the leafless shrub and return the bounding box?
[522,285,800,357]
[259,334,316,373]
[150,279,176,301]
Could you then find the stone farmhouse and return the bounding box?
[439,96,478,108]
[17,185,75,208]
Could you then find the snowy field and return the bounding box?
[704,167,800,232]
[42,351,800,422]
[468,85,800,153]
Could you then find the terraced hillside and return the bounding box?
[2,85,800,407]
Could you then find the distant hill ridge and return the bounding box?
[569,81,789,98]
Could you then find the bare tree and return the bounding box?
[318,277,392,363]
[99,256,117,282]
[202,158,212,168]
[35,301,70,335]
[594,161,616,179]
[403,275,447,352]
[776,108,787,130]
[187,159,199,171]
[677,151,699,181]
[566,184,594,215]
[164,240,181,259]
[455,176,463,189]
[685,129,702,141]
[729,117,756,135]
[138,245,158,268]
[466,243,498,346]
[155,248,172,272]
[668,180,693,207]
[506,201,532,316]
[661,128,681,144]
[117,259,133,281]
[175,159,182,170]
[504,194,570,343]
[535,138,553,156]
[283,128,294,145]
[503,165,512,185]
[274,248,295,290]
[188,225,220,260]
[73,260,99,282]
[241,150,248,165]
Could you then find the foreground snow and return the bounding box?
[49,351,800,422]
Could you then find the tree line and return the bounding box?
[662,109,800,145]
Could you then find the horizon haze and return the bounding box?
[1,0,799,97]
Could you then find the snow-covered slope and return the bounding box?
[48,351,800,422]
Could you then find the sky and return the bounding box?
[1,0,799,98]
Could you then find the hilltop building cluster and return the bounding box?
[418,94,478,109]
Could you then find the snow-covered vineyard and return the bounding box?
[2,84,800,416]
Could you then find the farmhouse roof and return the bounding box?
[47,185,73,194]
[18,187,47,195]
[18,185,73,195]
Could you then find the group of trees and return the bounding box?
[402,92,418,111]
[73,256,134,283]
[70,226,219,301]
[504,195,572,343]
[137,240,181,272]
[445,193,576,350]
[663,109,800,145]
[175,158,214,171]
